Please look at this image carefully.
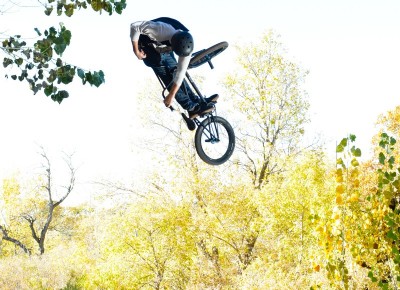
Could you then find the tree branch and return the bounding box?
[0,224,31,255]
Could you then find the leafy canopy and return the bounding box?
[1,0,126,103]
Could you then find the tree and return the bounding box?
[224,30,310,188]
[313,134,400,289]
[0,150,77,255]
[1,0,126,103]
[374,105,400,166]
[88,195,196,290]
[190,183,265,288]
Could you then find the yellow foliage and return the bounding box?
[336,184,345,194]
[349,193,359,202]
[335,194,344,205]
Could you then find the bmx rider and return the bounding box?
[130,17,218,119]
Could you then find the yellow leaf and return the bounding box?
[316,225,323,231]
[336,185,345,194]
[350,193,359,202]
[336,194,344,205]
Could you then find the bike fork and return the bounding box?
[195,114,220,143]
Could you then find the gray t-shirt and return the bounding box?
[130,20,191,87]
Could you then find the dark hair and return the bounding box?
[171,31,194,57]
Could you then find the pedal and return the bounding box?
[199,106,215,118]
[181,113,196,131]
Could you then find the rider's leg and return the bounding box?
[159,53,200,108]
[158,53,218,105]
[152,65,198,111]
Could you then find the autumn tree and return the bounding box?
[313,133,400,289]
[374,105,400,167]
[1,0,126,103]
[224,30,310,188]
[0,150,77,255]
[85,194,196,290]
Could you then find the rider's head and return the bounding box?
[171,31,194,57]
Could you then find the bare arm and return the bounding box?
[164,56,191,108]
[132,40,146,60]
[164,83,179,107]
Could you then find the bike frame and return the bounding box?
[159,67,219,118]
[157,69,207,106]
[158,69,221,143]
[153,42,234,165]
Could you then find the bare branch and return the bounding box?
[0,224,31,255]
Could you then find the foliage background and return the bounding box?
[1,0,400,289]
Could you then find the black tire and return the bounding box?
[194,116,235,165]
[189,42,229,69]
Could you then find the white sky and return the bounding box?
[0,0,400,200]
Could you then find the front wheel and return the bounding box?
[194,116,235,165]
[189,42,229,69]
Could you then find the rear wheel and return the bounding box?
[194,116,235,165]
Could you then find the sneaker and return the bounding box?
[205,94,219,104]
[188,102,215,119]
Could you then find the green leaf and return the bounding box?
[340,138,348,147]
[336,144,344,153]
[51,90,69,103]
[21,48,32,58]
[368,271,376,281]
[60,27,71,45]
[336,158,346,169]
[103,2,113,15]
[336,137,349,153]
[44,6,53,16]
[94,70,105,86]
[44,84,54,96]
[3,58,13,68]
[91,0,103,11]
[351,146,362,157]
[34,28,42,36]
[387,218,395,227]
[387,230,397,241]
[351,158,359,167]
[115,0,127,14]
[379,152,386,165]
[26,63,34,70]
[47,69,57,83]
[77,68,85,79]
[64,4,74,17]
[56,58,63,67]
[349,134,356,142]
[87,70,105,87]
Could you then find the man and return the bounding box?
[130,17,218,119]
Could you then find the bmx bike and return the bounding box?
[159,41,235,166]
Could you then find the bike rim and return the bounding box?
[199,119,231,161]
